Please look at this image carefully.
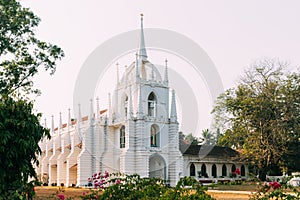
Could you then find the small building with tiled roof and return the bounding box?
[180,140,248,181]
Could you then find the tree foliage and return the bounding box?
[0,0,64,96]
[212,59,300,180]
[0,0,64,198]
[0,97,50,198]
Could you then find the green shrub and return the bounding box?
[81,173,215,200]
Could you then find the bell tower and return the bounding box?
[110,14,182,186]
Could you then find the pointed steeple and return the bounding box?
[96,97,100,119]
[108,93,112,122]
[51,115,54,132]
[164,59,169,85]
[68,108,71,126]
[68,108,71,133]
[90,99,94,121]
[59,112,62,130]
[137,85,143,119]
[138,14,147,60]
[170,89,177,122]
[44,118,47,128]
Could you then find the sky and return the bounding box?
[21,0,300,136]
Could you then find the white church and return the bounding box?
[36,16,248,187]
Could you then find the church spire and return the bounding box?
[170,89,177,122]
[138,14,147,60]
[116,63,120,84]
[90,99,94,122]
[68,108,71,126]
[96,97,100,119]
[108,93,112,122]
[59,112,62,130]
[164,59,169,85]
[51,115,54,132]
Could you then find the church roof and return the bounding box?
[179,140,239,158]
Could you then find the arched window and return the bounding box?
[150,125,159,147]
[231,164,236,173]
[241,165,246,176]
[212,164,217,178]
[222,164,227,176]
[120,126,125,148]
[190,163,196,176]
[148,92,156,117]
[124,96,128,117]
[201,164,207,177]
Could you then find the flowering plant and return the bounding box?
[250,181,300,200]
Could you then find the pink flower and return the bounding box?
[115,179,121,184]
[235,168,241,175]
[104,171,109,178]
[57,194,65,200]
[269,181,281,189]
[93,173,97,177]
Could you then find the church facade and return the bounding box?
[36,16,247,187]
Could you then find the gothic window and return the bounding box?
[120,126,125,148]
[201,164,207,177]
[231,164,236,173]
[124,96,128,117]
[212,164,217,178]
[150,125,159,147]
[241,165,246,176]
[148,92,156,117]
[190,163,196,176]
[222,164,227,176]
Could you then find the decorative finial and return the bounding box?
[164,58,169,85]
[170,89,177,122]
[96,97,100,119]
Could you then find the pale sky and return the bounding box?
[21,0,300,136]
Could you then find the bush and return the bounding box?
[250,181,300,200]
[81,173,215,200]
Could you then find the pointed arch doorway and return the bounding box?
[149,154,166,179]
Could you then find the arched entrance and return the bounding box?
[149,154,166,179]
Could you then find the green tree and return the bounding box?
[184,133,203,145]
[0,0,64,198]
[212,59,300,181]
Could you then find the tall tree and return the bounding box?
[212,59,300,180]
[0,0,64,198]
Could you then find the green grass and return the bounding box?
[210,182,258,191]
